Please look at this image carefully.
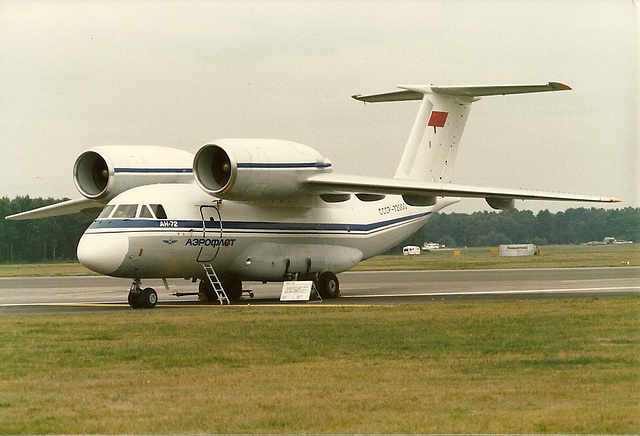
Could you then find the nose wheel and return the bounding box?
[128,279,158,309]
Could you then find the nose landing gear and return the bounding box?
[128,279,158,309]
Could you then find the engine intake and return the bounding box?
[74,146,194,200]
[194,144,236,194]
[194,139,332,201]
[74,151,110,198]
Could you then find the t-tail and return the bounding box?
[352,82,572,183]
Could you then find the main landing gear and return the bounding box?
[317,271,340,299]
[196,271,340,302]
[128,279,157,309]
[289,271,340,299]
[199,277,244,302]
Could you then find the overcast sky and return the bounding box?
[1,0,637,213]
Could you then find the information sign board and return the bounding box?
[280,281,315,301]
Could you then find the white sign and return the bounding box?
[280,281,315,301]
[498,244,535,257]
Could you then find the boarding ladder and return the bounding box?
[202,264,230,305]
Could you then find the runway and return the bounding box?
[1,266,638,315]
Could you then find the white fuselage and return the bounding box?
[77,183,456,282]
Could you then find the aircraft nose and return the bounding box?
[77,233,128,275]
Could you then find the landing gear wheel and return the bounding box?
[128,291,143,309]
[199,280,216,302]
[141,287,158,308]
[317,271,340,299]
[128,279,144,309]
[127,278,157,309]
[222,279,243,301]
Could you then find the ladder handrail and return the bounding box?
[202,263,230,305]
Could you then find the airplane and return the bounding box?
[6,82,620,308]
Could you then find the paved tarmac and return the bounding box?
[0,267,638,315]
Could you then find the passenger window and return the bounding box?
[139,205,154,218]
[98,205,115,219]
[113,204,138,218]
[150,204,167,219]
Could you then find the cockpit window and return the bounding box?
[113,204,138,218]
[139,205,154,218]
[98,205,115,219]
[150,204,167,219]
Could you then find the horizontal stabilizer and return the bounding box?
[351,89,423,103]
[431,82,571,97]
[352,82,571,102]
[5,198,104,220]
[306,173,620,204]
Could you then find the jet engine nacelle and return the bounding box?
[74,146,194,200]
[193,139,332,201]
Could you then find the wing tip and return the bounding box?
[5,212,24,221]
[549,82,572,91]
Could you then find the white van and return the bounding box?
[403,246,421,255]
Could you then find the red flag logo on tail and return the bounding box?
[428,111,448,132]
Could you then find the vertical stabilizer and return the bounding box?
[352,82,571,183]
[394,90,472,182]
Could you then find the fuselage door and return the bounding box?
[197,205,222,263]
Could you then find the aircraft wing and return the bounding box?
[305,173,621,204]
[5,198,104,221]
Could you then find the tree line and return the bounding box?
[0,196,638,262]
[394,207,640,253]
[0,197,92,262]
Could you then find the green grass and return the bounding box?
[1,244,638,277]
[354,244,640,271]
[0,262,94,277]
[0,298,638,434]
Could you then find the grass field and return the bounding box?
[353,244,640,271]
[1,244,638,277]
[1,244,638,433]
[0,298,638,434]
[0,262,94,277]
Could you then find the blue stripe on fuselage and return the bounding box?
[86,211,431,234]
[236,162,332,169]
[114,168,193,173]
